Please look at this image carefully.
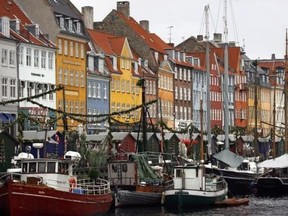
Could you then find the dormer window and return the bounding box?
[68,20,73,32]
[0,17,10,38]
[60,17,65,30]
[76,22,81,34]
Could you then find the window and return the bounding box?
[76,22,81,34]
[2,78,8,97]
[9,50,16,66]
[34,49,39,67]
[58,39,62,54]
[38,162,46,173]
[80,44,84,59]
[48,52,53,69]
[80,72,84,87]
[68,20,73,32]
[75,71,79,86]
[60,17,65,30]
[64,40,68,55]
[103,83,107,99]
[97,83,101,98]
[88,81,91,97]
[41,51,46,69]
[26,48,32,66]
[64,69,68,85]
[69,101,74,113]
[126,80,130,93]
[47,162,55,173]
[42,84,47,99]
[70,41,73,56]
[10,79,16,98]
[121,59,125,68]
[1,49,8,65]
[69,70,74,86]
[75,101,79,113]
[75,43,79,58]
[19,46,24,65]
[121,80,125,92]
[29,162,36,173]
[58,67,62,84]
[92,82,96,97]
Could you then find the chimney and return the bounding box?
[213,33,222,43]
[140,20,149,32]
[117,1,130,18]
[271,53,275,60]
[82,6,94,29]
[197,35,203,41]
[10,19,20,33]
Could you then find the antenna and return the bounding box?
[168,26,173,43]
[223,0,228,43]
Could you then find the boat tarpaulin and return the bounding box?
[257,153,288,168]
[212,149,245,168]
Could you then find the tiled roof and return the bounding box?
[109,37,125,56]
[87,29,116,55]
[115,10,167,54]
[0,0,55,48]
[47,0,81,19]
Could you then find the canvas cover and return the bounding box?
[212,149,245,168]
[257,153,288,168]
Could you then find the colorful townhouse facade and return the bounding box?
[87,29,142,131]
[17,0,89,132]
[93,1,174,129]
[0,0,57,133]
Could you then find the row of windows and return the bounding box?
[19,82,54,100]
[175,67,192,81]
[58,68,85,87]
[175,86,191,101]
[1,77,16,99]
[175,106,192,121]
[19,46,54,70]
[111,78,140,94]
[159,100,173,118]
[111,102,140,119]
[235,109,247,120]
[159,74,173,91]
[1,49,16,67]
[57,16,82,35]
[87,108,108,122]
[210,109,222,121]
[58,99,85,115]
[87,81,108,99]
[58,39,84,59]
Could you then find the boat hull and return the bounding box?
[164,188,228,208]
[256,177,288,197]
[206,167,258,196]
[0,181,113,216]
[115,189,162,207]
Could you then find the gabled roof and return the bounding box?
[109,37,126,56]
[115,10,167,54]
[87,29,115,55]
[47,0,82,19]
[0,0,55,48]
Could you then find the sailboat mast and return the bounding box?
[223,0,229,149]
[285,29,288,153]
[205,5,212,156]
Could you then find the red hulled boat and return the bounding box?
[0,151,112,216]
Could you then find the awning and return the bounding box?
[258,154,288,168]
[0,113,8,122]
[3,113,16,121]
[212,149,245,168]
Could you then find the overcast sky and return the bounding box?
[71,0,288,60]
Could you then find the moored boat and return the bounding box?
[0,151,113,216]
[164,163,228,208]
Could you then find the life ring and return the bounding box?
[69,177,76,192]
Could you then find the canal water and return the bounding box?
[106,195,288,215]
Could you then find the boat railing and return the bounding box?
[77,178,111,195]
[109,177,135,186]
[0,172,21,182]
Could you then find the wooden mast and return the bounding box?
[285,29,288,153]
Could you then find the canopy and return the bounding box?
[212,149,245,168]
[257,154,288,168]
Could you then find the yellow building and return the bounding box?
[56,36,87,131]
[88,30,142,128]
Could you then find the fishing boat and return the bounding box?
[0,150,113,216]
[108,154,173,207]
[164,162,228,208]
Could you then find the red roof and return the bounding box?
[115,10,167,54]
[0,0,55,48]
